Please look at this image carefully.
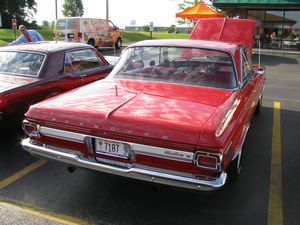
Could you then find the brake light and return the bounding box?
[22,120,40,137]
[194,151,222,171]
[53,32,56,40]
[78,32,82,38]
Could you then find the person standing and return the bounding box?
[8,25,44,45]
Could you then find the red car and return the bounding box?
[22,19,266,191]
[0,41,112,127]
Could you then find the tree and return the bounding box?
[0,0,37,29]
[165,25,178,34]
[178,0,201,11]
[142,25,150,32]
[62,0,84,17]
[42,21,50,29]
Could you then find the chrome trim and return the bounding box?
[131,144,193,163]
[22,120,41,137]
[40,126,85,143]
[194,151,223,172]
[39,126,194,163]
[22,138,227,191]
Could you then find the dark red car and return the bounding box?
[22,19,266,191]
[0,41,113,127]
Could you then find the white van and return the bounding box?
[53,17,123,49]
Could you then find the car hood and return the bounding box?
[28,79,234,145]
[0,74,38,93]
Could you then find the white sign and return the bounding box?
[130,19,136,25]
[149,21,154,32]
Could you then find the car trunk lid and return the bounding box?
[0,74,38,93]
[28,80,234,146]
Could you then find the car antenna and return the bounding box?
[258,37,261,67]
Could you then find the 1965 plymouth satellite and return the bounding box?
[22,18,266,191]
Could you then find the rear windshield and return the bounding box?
[111,46,237,89]
[56,19,76,30]
[0,51,45,77]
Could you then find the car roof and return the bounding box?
[0,41,92,54]
[129,39,238,54]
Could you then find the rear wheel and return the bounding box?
[115,38,122,49]
[255,95,263,114]
[227,150,243,181]
[87,39,95,47]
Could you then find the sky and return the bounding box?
[35,0,212,28]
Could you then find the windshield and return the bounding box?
[110,46,237,89]
[0,51,45,77]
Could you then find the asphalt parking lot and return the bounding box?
[0,49,299,225]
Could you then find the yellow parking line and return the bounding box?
[0,159,47,190]
[0,201,92,225]
[267,101,283,225]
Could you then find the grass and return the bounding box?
[0,29,188,45]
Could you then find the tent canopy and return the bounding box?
[176,2,224,19]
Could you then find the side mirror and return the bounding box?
[257,67,265,75]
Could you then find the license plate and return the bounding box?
[95,139,130,159]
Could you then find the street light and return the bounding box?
[55,0,57,19]
[106,0,109,20]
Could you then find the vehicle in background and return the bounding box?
[22,18,266,191]
[0,41,113,128]
[53,17,123,49]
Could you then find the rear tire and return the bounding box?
[87,39,95,47]
[115,38,122,49]
[227,150,242,181]
[255,95,263,114]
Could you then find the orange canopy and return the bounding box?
[176,2,224,19]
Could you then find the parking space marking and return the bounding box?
[267,101,283,225]
[0,201,91,225]
[0,159,47,190]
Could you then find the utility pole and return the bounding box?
[55,0,58,19]
[106,0,109,20]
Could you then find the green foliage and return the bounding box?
[165,25,179,34]
[0,29,189,44]
[42,21,50,29]
[62,0,84,17]
[122,31,188,42]
[0,29,52,43]
[0,0,37,28]
[178,0,202,11]
[142,25,150,32]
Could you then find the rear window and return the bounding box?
[111,46,237,89]
[56,19,76,30]
[0,51,45,77]
[56,19,66,30]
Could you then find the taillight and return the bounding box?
[22,120,40,137]
[78,32,82,38]
[53,32,56,40]
[194,151,222,171]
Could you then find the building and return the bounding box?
[214,0,300,50]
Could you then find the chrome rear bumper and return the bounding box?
[22,138,227,191]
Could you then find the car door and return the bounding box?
[64,48,112,86]
[239,48,257,125]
